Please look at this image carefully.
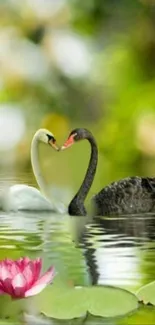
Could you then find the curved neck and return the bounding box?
[69,134,98,216]
[31,136,50,199]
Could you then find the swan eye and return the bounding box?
[46,134,54,142]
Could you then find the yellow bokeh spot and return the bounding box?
[41,113,70,141]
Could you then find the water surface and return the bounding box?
[0,177,155,324]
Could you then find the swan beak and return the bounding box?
[60,143,73,151]
[60,135,75,151]
[60,145,66,151]
[49,140,59,151]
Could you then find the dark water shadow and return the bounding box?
[70,213,155,286]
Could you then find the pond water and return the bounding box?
[0,177,155,324]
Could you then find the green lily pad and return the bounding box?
[0,295,24,319]
[136,281,155,305]
[34,285,87,319]
[33,284,138,320]
[84,286,138,317]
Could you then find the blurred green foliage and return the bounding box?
[1,0,155,194]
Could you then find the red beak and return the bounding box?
[61,135,75,150]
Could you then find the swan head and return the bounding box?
[60,128,90,150]
[34,128,59,150]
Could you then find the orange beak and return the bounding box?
[61,135,75,150]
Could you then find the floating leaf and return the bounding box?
[0,295,23,319]
[33,284,138,319]
[84,286,138,317]
[136,281,155,305]
[34,285,87,320]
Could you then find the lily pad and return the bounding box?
[136,281,155,305]
[84,286,138,317]
[0,295,23,319]
[33,284,138,319]
[34,286,87,319]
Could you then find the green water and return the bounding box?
[0,178,155,323]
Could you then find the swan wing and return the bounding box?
[6,184,54,211]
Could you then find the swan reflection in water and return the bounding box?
[1,208,155,292]
[70,213,155,288]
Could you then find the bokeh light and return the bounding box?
[0,105,25,151]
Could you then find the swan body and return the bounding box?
[0,184,67,213]
[2,184,53,212]
[61,128,155,216]
[0,128,64,213]
[93,176,155,215]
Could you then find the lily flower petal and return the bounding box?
[33,258,42,282]
[0,265,11,281]
[24,266,55,297]
[12,273,26,297]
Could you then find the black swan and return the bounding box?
[61,128,155,216]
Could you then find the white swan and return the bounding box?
[0,129,65,213]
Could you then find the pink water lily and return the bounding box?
[0,257,55,299]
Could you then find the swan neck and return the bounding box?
[69,135,98,216]
[31,136,49,198]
